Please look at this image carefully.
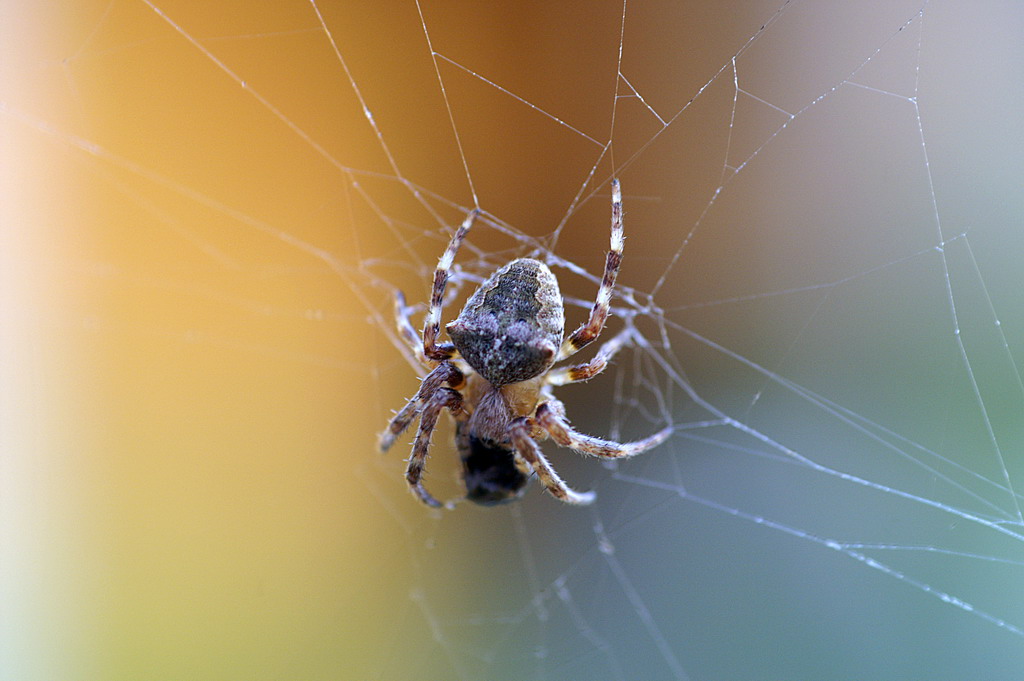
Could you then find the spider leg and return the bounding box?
[407,387,463,508]
[423,210,479,361]
[393,289,473,377]
[394,290,427,361]
[557,179,624,361]
[379,361,462,453]
[389,289,434,375]
[536,398,672,459]
[510,418,595,505]
[547,324,634,386]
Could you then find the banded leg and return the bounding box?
[379,361,462,452]
[536,399,672,459]
[547,324,634,386]
[393,289,472,376]
[392,289,430,370]
[510,418,595,505]
[407,387,463,507]
[423,210,479,361]
[558,179,624,361]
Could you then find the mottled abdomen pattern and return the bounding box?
[447,258,564,386]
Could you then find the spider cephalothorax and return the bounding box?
[379,180,671,507]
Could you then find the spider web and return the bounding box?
[4,1,1024,679]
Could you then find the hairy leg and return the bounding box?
[510,418,595,505]
[406,387,463,508]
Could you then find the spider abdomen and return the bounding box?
[446,258,564,386]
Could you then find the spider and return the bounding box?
[379,179,671,507]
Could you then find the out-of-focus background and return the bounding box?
[4,1,1023,679]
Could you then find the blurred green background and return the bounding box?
[4,1,1023,679]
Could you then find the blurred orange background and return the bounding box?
[5,2,1023,680]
